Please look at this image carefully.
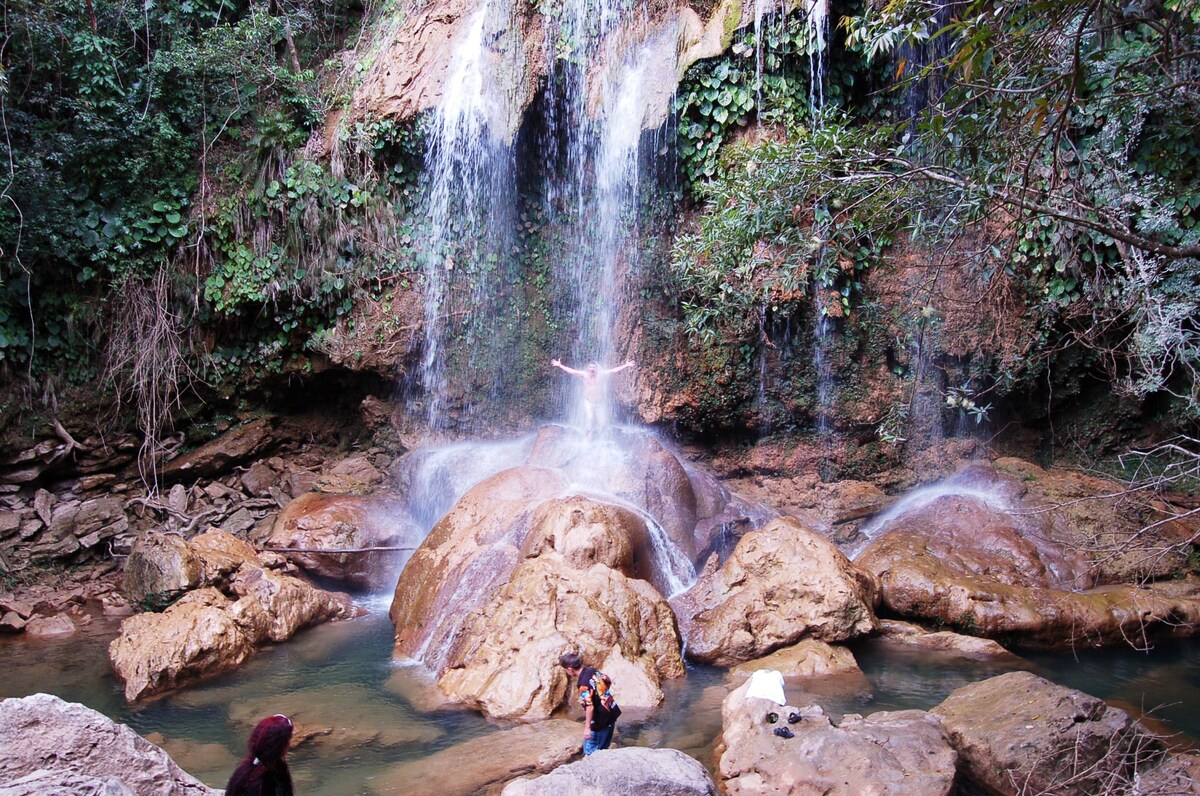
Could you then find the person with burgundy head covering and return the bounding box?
[226,714,295,796]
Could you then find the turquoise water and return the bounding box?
[2,602,1197,794]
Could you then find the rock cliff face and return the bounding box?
[343,0,754,144]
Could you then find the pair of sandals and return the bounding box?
[768,711,802,737]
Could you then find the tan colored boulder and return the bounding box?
[671,518,878,666]
[717,679,957,796]
[365,719,581,796]
[858,531,1200,647]
[22,613,76,638]
[269,491,419,588]
[437,555,684,720]
[858,491,1090,590]
[730,639,862,679]
[932,671,1164,796]
[188,530,259,584]
[521,495,689,595]
[390,465,567,667]
[226,566,359,643]
[122,533,201,607]
[525,426,700,561]
[0,693,216,795]
[108,588,254,701]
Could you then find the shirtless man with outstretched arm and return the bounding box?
[551,358,635,438]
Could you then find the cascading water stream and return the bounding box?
[412,2,518,433]
[542,0,659,431]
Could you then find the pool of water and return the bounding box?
[3,600,1198,794]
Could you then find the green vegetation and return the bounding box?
[668,0,1200,454]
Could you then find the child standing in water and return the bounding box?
[551,358,635,439]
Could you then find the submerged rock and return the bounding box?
[932,671,1164,796]
[502,747,718,795]
[671,518,878,666]
[365,719,581,796]
[0,693,216,795]
[716,679,957,795]
[390,465,568,666]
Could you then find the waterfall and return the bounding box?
[804,0,829,114]
[411,2,519,434]
[542,0,661,432]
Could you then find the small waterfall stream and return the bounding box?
[411,1,520,433]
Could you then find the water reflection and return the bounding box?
[2,610,1198,793]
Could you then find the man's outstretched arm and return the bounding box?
[551,359,587,377]
[600,360,636,375]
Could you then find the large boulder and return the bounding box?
[0,693,216,795]
[671,518,878,666]
[108,588,255,701]
[716,679,957,795]
[857,489,1090,590]
[110,565,360,700]
[502,747,718,795]
[268,492,420,588]
[857,531,1200,647]
[390,465,568,668]
[364,719,581,796]
[729,639,863,679]
[226,566,357,643]
[436,555,684,720]
[526,426,701,561]
[931,671,1165,795]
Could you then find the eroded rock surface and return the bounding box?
[0,693,216,795]
[437,555,684,719]
[716,679,957,795]
[672,517,878,665]
[932,671,1164,796]
[502,747,718,795]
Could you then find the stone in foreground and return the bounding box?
[502,747,717,795]
[0,693,216,795]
